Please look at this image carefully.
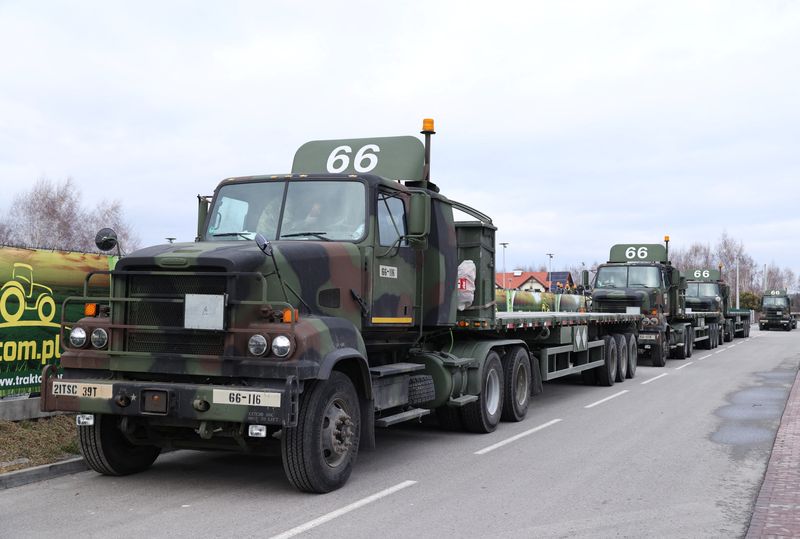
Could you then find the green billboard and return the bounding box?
[0,247,113,398]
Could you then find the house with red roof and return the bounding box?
[495,270,549,292]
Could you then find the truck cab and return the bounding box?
[759,290,795,331]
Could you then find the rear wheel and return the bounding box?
[724,321,733,342]
[596,336,617,386]
[626,334,637,379]
[79,415,160,476]
[614,334,628,382]
[686,328,694,358]
[462,352,504,433]
[282,371,360,493]
[501,346,531,422]
[436,406,464,431]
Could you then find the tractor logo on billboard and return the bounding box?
[0,263,58,327]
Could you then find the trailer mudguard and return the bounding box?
[448,339,528,395]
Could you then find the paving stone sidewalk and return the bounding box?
[747,367,800,538]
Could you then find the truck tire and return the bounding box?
[626,334,637,379]
[408,375,435,405]
[581,368,596,386]
[436,406,464,431]
[501,346,531,422]
[718,324,725,345]
[709,325,717,348]
[614,334,627,382]
[673,330,687,360]
[78,415,160,476]
[596,336,617,386]
[686,328,694,358]
[651,339,667,367]
[282,371,360,493]
[724,321,733,342]
[462,351,504,433]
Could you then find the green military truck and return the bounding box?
[41,120,640,493]
[590,240,722,367]
[684,268,752,341]
[759,290,796,331]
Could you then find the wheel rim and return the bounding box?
[321,397,354,468]
[0,287,25,323]
[486,368,501,416]
[514,362,528,407]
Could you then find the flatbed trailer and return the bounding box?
[727,308,753,338]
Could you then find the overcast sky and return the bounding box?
[1,1,798,275]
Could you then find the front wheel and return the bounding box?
[462,351,504,433]
[282,371,361,493]
[79,415,160,476]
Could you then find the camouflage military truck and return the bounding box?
[759,290,796,331]
[591,240,723,367]
[41,120,640,493]
[684,268,752,341]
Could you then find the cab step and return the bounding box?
[375,408,431,427]
[369,362,426,378]
[447,394,479,407]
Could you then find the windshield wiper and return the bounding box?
[628,283,648,287]
[212,232,255,240]
[280,232,330,241]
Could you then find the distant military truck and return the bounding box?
[759,290,795,331]
[41,120,641,493]
[591,240,722,366]
[684,268,751,341]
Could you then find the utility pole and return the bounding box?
[500,242,509,289]
[736,258,740,309]
[546,253,554,292]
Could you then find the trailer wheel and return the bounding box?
[724,321,733,342]
[686,328,694,357]
[613,334,628,382]
[462,351,504,433]
[719,323,725,345]
[596,336,617,386]
[501,346,531,422]
[282,371,360,493]
[79,415,160,476]
[626,335,637,379]
[673,330,687,360]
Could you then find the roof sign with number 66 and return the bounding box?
[292,136,425,181]
[608,244,667,263]
[683,268,720,281]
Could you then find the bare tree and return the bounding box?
[1,177,139,252]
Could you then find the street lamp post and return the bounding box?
[546,253,554,292]
[500,242,509,289]
[736,258,740,309]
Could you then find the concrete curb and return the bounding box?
[0,456,87,490]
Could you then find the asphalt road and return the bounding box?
[2,328,798,539]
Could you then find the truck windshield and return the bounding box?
[686,283,720,297]
[206,180,366,241]
[595,265,662,288]
[762,297,789,307]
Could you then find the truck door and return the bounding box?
[368,190,416,327]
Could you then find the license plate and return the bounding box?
[638,334,657,341]
[212,389,280,408]
[52,382,113,399]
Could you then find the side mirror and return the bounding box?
[254,233,273,256]
[679,276,687,290]
[407,192,430,238]
[197,195,211,241]
[95,228,118,252]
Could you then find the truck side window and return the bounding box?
[377,193,407,247]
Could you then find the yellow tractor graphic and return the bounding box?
[0,263,56,324]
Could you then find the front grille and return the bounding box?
[594,299,640,314]
[127,330,225,355]
[122,267,228,355]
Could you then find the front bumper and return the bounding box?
[40,365,299,427]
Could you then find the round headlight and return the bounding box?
[641,318,650,326]
[90,328,108,349]
[272,335,292,358]
[248,334,268,356]
[70,327,87,348]
[650,317,659,325]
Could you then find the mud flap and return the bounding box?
[360,397,376,450]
